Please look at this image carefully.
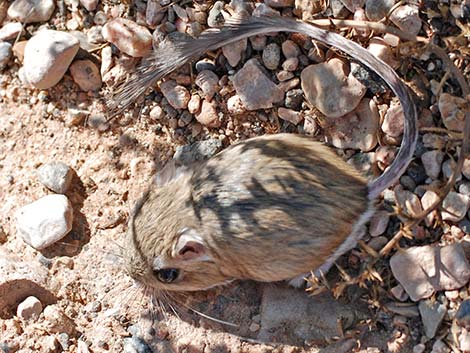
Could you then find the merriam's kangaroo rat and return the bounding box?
[116,15,418,292]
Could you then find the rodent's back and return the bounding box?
[189,134,369,282]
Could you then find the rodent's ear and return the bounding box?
[154,160,190,187]
[175,228,211,262]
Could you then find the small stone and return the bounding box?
[301,58,366,118]
[463,159,470,180]
[421,190,439,226]
[0,41,12,70]
[459,329,470,352]
[262,42,281,70]
[439,93,466,132]
[368,37,398,68]
[36,161,73,194]
[222,38,247,67]
[159,80,190,110]
[123,337,152,353]
[390,284,408,302]
[16,194,74,250]
[249,36,266,51]
[282,39,300,58]
[227,94,245,115]
[456,299,470,328]
[382,102,404,138]
[12,40,27,62]
[232,58,284,110]
[325,98,379,152]
[69,59,102,92]
[23,30,80,89]
[277,70,294,82]
[102,18,152,57]
[265,0,294,7]
[303,115,317,135]
[350,62,386,95]
[195,70,219,100]
[442,159,461,182]
[253,3,280,17]
[413,343,426,353]
[390,243,470,301]
[207,1,225,27]
[187,94,201,114]
[421,150,444,179]
[284,89,303,110]
[80,0,98,11]
[369,210,389,236]
[367,236,387,251]
[418,299,446,338]
[294,0,323,20]
[195,100,220,128]
[365,0,395,21]
[0,22,23,41]
[249,322,261,332]
[39,335,59,353]
[7,0,55,23]
[278,107,302,125]
[43,305,76,336]
[431,340,450,353]
[282,57,298,72]
[390,5,421,36]
[384,302,419,317]
[17,296,43,320]
[88,114,109,131]
[441,192,470,222]
[149,105,164,121]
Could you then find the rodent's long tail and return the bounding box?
[109,15,418,199]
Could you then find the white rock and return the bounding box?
[421,150,444,179]
[23,30,80,89]
[7,0,55,23]
[0,22,23,41]
[36,161,73,194]
[187,94,201,114]
[418,299,446,338]
[16,194,74,250]
[421,190,439,226]
[441,191,470,222]
[0,41,12,70]
[390,243,470,301]
[227,94,245,115]
[325,98,379,152]
[301,58,366,118]
[368,37,398,68]
[17,296,43,320]
[390,5,422,36]
[394,185,423,219]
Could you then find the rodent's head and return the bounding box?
[124,162,234,292]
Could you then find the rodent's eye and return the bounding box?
[154,268,179,283]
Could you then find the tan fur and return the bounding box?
[125,134,369,291]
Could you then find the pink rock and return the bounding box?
[195,70,219,100]
[196,100,220,128]
[325,98,379,152]
[232,58,284,110]
[102,18,152,57]
[382,102,404,137]
[278,107,303,125]
[301,58,366,118]
[222,38,247,67]
[69,59,102,92]
[390,5,422,36]
[421,150,444,179]
[369,210,389,237]
[390,243,470,301]
[159,80,190,110]
[439,93,466,132]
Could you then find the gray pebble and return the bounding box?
[36,161,73,194]
[459,182,470,196]
[88,114,110,132]
[123,337,152,353]
[262,43,281,70]
[195,58,216,72]
[284,89,304,110]
[0,41,12,70]
[400,175,416,191]
[418,299,446,338]
[350,62,387,94]
[365,0,395,21]
[58,333,70,351]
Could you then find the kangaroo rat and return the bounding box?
[118,15,418,291]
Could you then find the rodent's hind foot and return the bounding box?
[287,273,310,289]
